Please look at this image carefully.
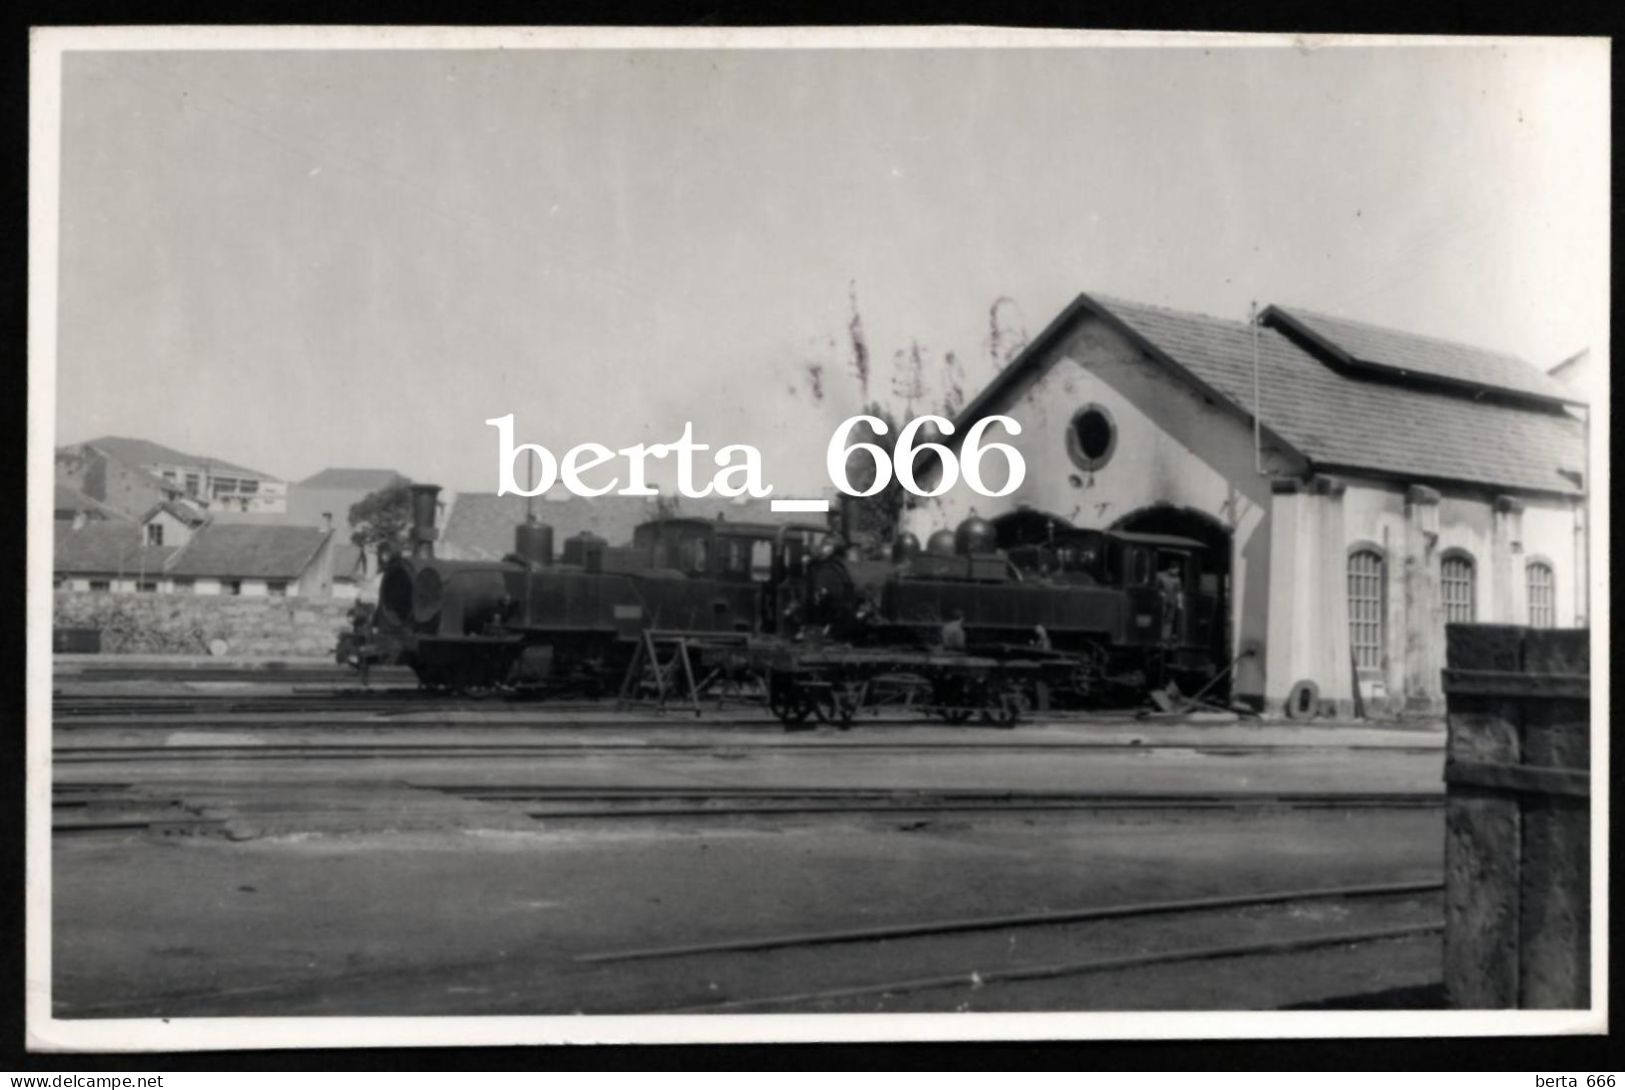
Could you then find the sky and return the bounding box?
[51,38,1610,496]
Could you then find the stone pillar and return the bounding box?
[1264,481,1307,714]
[1402,484,1444,714]
[1313,476,1353,716]
[1572,498,1587,628]
[1491,496,1525,624]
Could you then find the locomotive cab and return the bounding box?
[626,517,830,634]
[1112,531,1214,658]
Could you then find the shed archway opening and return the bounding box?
[1111,504,1234,697]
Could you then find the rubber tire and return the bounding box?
[1284,679,1320,720]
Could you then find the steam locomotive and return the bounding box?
[345,484,1221,722]
[353,485,828,694]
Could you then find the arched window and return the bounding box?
[1347,548,1385,671]
[1527,561,1555,628]
[1441,552,1476,624]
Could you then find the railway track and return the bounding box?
[52,689,601,719]
[50,737,1443,764]
[48,683,1239,722]
[581,879,1447,1013]
[422,783,1443,819]
[52,782,230,837]
[49,779,1443,834]
[668,922,1442,1012]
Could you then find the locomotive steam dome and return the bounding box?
[891,531,921,562]
[926,529,957,556]
[954,515,996,556]
[514,521,554,567]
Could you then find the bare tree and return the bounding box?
[787,283,1024,549]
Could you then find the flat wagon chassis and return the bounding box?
[763,645,1084,729]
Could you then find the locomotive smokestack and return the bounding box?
[409,483,441,559]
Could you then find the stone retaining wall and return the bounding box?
[54,591,353,657]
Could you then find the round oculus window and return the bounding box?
[1066,403,1117,472]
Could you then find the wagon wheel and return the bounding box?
[981,685,1024,729]
[769,678,813,728]
[831,680,866,730]
[808,685,839,725]
[931,676,975,725]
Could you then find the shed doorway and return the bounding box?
[1111,504,1233,696]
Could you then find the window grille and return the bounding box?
[1441,554,1476,624]
[1347,549,1384,670]
[1527,562,1555,628]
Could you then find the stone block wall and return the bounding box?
[54,591,353,657]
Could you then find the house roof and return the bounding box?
[438,491,797,561]
[949,293,1586,497]
[331,543,365,580]
[165,524,331,579]
[75,436,278,481]
[439,492,665,560]
[55,521,175,575]
[54,484,132,521]
[140,499,209,528]
[1261,305,1578,407]
[297,468,406,490]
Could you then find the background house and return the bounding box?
[137,499,209,549]
[54,484,130,525]
[285,467,406,530]
[56,436,287,518]
[56,519,337,598]
[54,521,176,593]
[330,543,368,601]
[161,524,336,597]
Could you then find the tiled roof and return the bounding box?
[297,468,406,490]
[54,484,132,521]
[439,491,798,561]
[331,543,365,579]
[1090,295,1585,496]
[1263,305,1576,405]
[76,436,277,481]
[140,499,209,528]
[166,524,330,579]
[55,521,175,575]
[206,510,298,527]
[439,492,664,560]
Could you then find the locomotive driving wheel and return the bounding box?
[930,676,975,725]
[981,682,1026,729]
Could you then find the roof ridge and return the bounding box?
[1271,303,1530,364]
[1086,292,1258,333]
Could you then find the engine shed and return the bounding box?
[904,293,1589,717]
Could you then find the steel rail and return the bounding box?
[663,921,1444,1012]
[579,879,1443,964]
[50,735,1442,754]
[524,799,1442,819]
[432,785,1443,801]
